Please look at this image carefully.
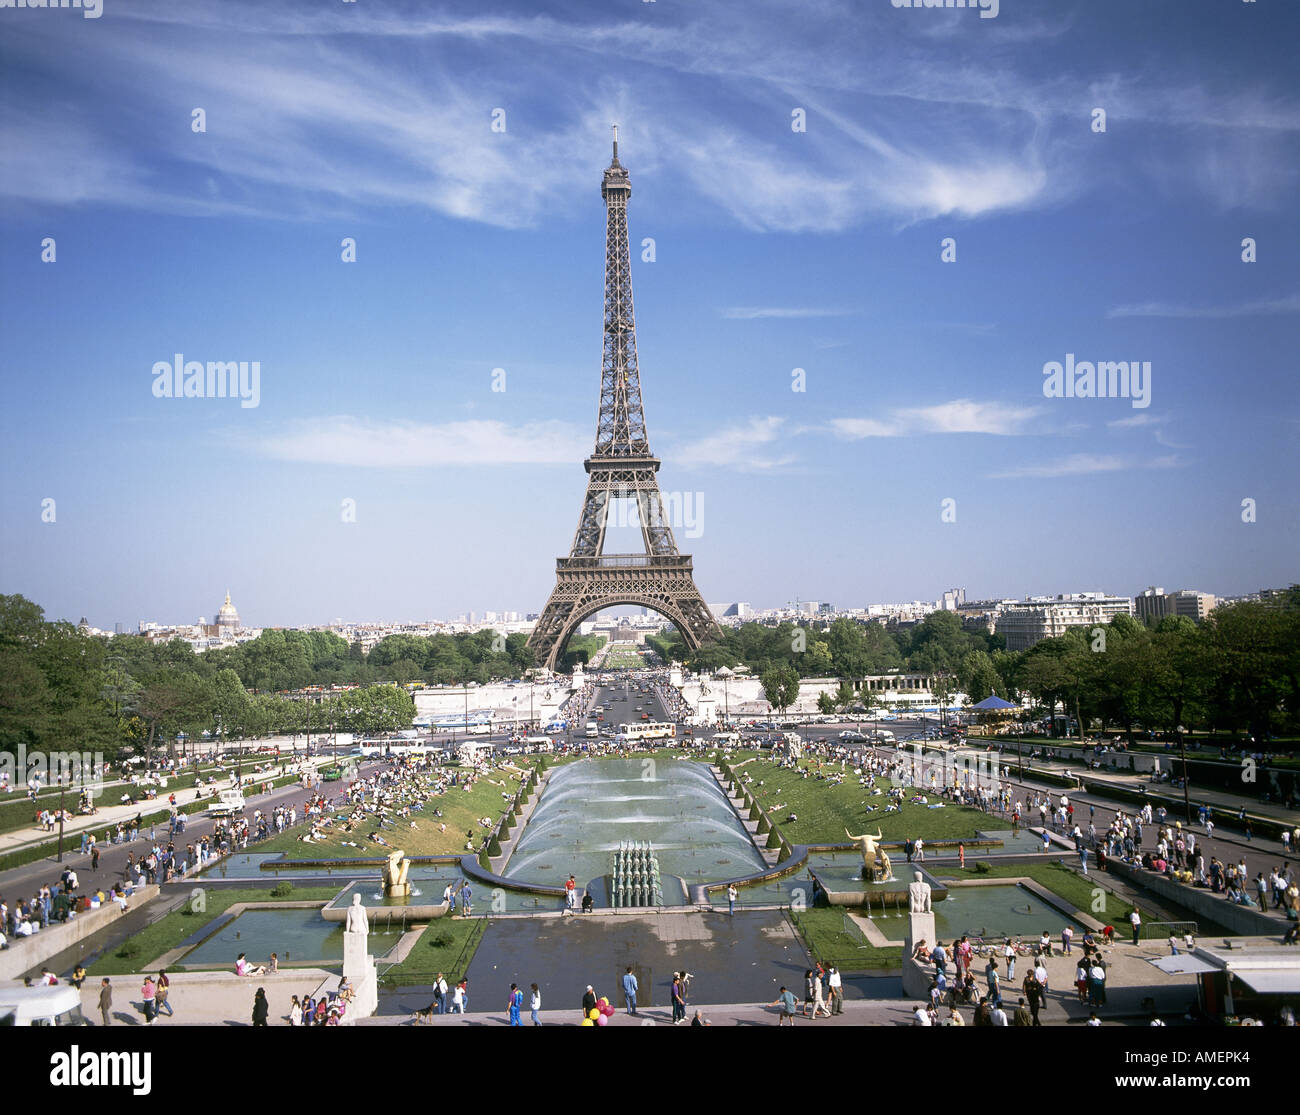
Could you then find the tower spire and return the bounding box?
[612,123,619,164]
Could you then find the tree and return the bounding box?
[761,665,801,717]
[816,691,837,716]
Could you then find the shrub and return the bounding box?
[478,849,492,871]
[487,835,502,857]
[428,931,453,949]
[270,882,295,897]
[766,828,783,850]
[116,941,141,960]
[756,814,771,835]
[973,861,991,875]
[749,803,762,822]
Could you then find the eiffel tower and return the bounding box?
[528,130,716,672]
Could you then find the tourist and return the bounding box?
[1012,997,1032,1026]
[289,996,302,1026]
[810,971,832,1019]
[155,969,173,1017]
[236,953,266,976]
[827,965,843,1015]
[507,983,523,1026]
[1061,925,1073,955]
[252,987,269,1027]
[1088,958,1107,1007]
[434,972,448,1014]
[582,984,597,1022]
[770,985,798,1026]
[727,883,738,916]
[946,1006,964,1026]
[672,972,687,1023]
[690,1009,711,1026]
[1086,1012,1101,1027]
[913,1002,932,1026]
[1130,907,1142,945]
[973,997,992,1026]
[140,976,156,1025]
[530,983,541,1025]
[1075,959,1090,1004]
[622,966,639,1015]
[457,978,469,1013]
[957,842,965,869]
[1002,939,1016,981]
[98,978,112,1026]
[985,958,1001,1005]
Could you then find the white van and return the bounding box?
[0,985,87,1026]
[710,732,741,746]
[524,736,553,753]
[207,788,245,817]
[585,722,599,738]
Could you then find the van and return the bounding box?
[207,788,245,817]
[0,985,87,1026]
[524,736,553,752]
[710,732,741,746]
[585,722,599,738]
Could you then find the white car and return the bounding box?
[839,730,866,741]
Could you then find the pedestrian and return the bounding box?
[1002,939,1016,981]
[1012,997,1032,1026]
[252,987,269,1026]
[827,964,843,1015]
[140,976,156,1025]
[957,843,965,869]
[672,972,687,1023]
[770,985,798,1026]
[530,983,541,1026]
[434,972,447,1014]
[91,845,100,872]
[507,983,523,1026]
[155,969,173,1017]
[1061,925,1074,955]
[1130,907,1142,945]
[98,977,112,1026]
[622,966,638,1015]
[727,883,737,916]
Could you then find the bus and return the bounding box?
[614,722,676,743]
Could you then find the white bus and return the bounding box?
[614,722,676,743]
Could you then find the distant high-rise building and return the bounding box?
[939,588,966,611]
[1134,587,1216,624]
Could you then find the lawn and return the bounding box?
[378,917,486,988]
[728,753,1000,848]
[788,907,899,970]
[251,765,536,860]
[91,884,345,975]
[933,862,1135,926]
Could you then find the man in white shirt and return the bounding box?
[827,966,843,1015]
[913,1003,931,1026]
[1130,908,1142,945]
[990,1002,1008,1025]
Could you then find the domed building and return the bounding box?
[216,591,241,633]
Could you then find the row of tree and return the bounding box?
[692,594,1300,743]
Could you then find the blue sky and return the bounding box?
[1,0,1297,630]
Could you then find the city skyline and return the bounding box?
[3,0,1298,631]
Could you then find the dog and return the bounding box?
[411,1003,438,1024]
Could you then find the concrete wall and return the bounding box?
[1107,862,1280,937]
[0,885,160,981]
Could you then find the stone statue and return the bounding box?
[908,871,932,914]
[846,827,894,883]
[382,849,412,898]
[345,891,369,935]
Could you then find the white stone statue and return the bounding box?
[908,871,932,914]
[382,849,412,897]
[345,891,369,935]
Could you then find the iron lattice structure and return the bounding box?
[528,135,716,672]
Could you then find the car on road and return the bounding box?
[839,729,866,741]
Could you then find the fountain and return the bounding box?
[845,828,895,883]
[608,840,665,908]
[382,848,412,898]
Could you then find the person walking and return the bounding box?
[251,987,269,1026]
[434,972,448,1014]
[727,883,738,917]
[155,969,173,1017]
[98,978,112,1026]
[507,983,523,1026]
[671,973,687,1023]
[621,966,639,1016]
[91,845,100,873]
[827,965,843,1015]
[1130,907,1142,946]
[810,971,832,1019]
[140,976,156,1025]
[1012,997,1032,1026]
[529,983,541,1026]
[957,843,965,869]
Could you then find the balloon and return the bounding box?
[602,1003,615,1016]
[581,1019,594,1027]
[588,1008,601,1021]
[596,1012,608,1026]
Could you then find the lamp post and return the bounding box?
[56,783,66,863]
[1178,726,1192,825]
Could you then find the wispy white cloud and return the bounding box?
[988,453,1186,480]
[672,416,796,472]
[830,398,1042,439]
[242,417,586,468]
[1108,293,1300,319]
[1107,414,1166,429]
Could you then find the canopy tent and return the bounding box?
[970,694,1018,711]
